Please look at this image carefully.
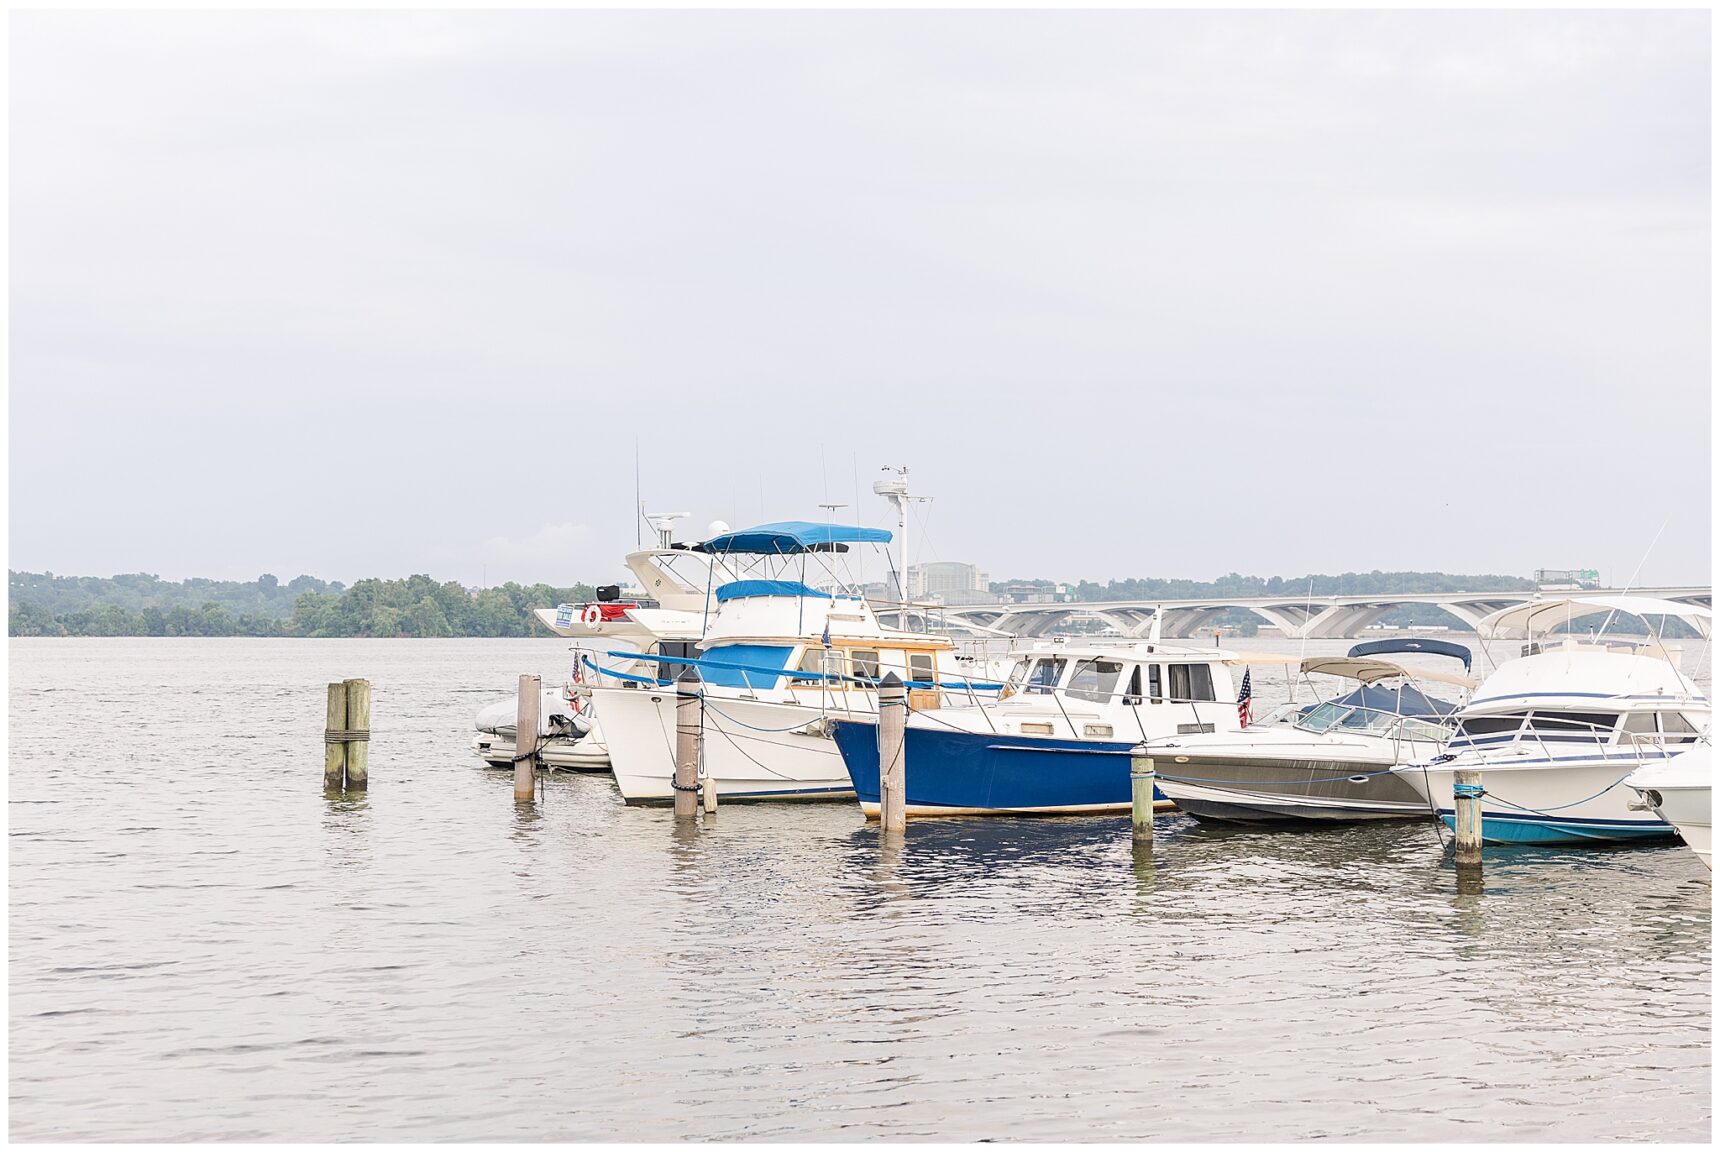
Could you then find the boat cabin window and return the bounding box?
[790,648,830,687]
[1068,658,1124,703]
[1147,664,1163,704]
[1454,714,1526,742]
[908,652,935,687]
[1124,666,1143,705]
[1660,713,1701,743]
[656,641,699,682]
[1623,712,1702,745]
[1167,663,1216,703]
[1025,658,1066,695]
[1525,711,1618,743]
[851,649,880,685]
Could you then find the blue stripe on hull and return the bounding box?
[831,721,1159,814]
[1436,809,1676,845]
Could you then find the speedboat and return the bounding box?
[830,636,1245,817]
[584,520,1001,804]
[1395,595,1711,845]
[1153,637,1476,823]
[1625,743,1712,869]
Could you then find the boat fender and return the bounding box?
[582,603,604,629]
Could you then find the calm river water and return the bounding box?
[9,637,1712,1141]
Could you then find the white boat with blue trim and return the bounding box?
[1395,596,1711,845]
[584,520,1004,804]
[831,636,1247,817]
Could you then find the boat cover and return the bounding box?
[715,579,829,603]
[692,520,891,555]
[1346,637,1472,671]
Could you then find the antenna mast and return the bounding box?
[872,465,927,601]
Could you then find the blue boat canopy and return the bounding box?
[692,520,892,555]
[1346,637,1473,671]
[715,580,831,603]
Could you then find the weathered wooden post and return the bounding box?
[878,671,907,833]
[513,673,539,802]
[344,678,371,791]
[1453,769,1484,868]
[323,682,347,790]
[674,665,702,822]
[1131,745,1156,845]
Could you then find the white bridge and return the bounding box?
[879,587,1712,640]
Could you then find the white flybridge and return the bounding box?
[580,519,1008,804]
[1394,595,1712,845]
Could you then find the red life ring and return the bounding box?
[582,603,604,629]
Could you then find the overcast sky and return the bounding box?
[10,9,1711,590]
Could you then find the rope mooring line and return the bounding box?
[324,729,371,743]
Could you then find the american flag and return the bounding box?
[1237,669,1252,728]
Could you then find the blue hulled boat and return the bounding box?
[830,639,1246,817]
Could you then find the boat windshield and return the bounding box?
[1296,702,1350,733]
[1019,657,1067,695]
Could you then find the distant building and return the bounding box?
[1535,568,1601,590]
[907,562,993,603]
[992,579,1074,604]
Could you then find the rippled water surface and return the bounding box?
[9,638,1712,1140]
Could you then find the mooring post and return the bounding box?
[674,665,702,822]
[323,682,347,790]
[1131,745,1156,845]
[878,671,907,833]
[1453,769,1483,868]
[344,678,371,791]
[513,673,539,802]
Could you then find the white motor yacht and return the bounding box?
[586,520,1000,804]
[1395,596,1711,845]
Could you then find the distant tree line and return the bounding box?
[8,571,595,638]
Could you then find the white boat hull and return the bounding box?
[1403,752,1679,845]
[1625,749,1712,869]
[472,726,611,771]
[598,686,856,803]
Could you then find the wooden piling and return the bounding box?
[344,678,371,791]
[323,682,347,790]
[1453,769,1483,867]
[514,673,539,802]
[878,672,907,833]
[1131,746,1155,845]
[675,666,702,821]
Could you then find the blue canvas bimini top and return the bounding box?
[693,521,892,555]
[715,580,828,603]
